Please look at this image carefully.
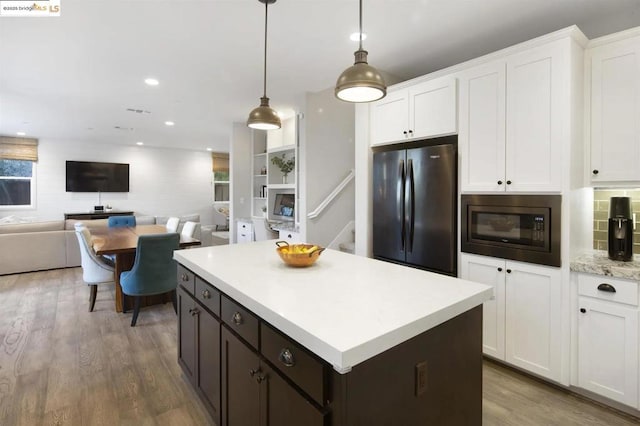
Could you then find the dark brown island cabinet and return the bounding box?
[177,264,483,426]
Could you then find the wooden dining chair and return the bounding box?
[108,215,136,227]
[74,223,115,312]
[119,233,180,326]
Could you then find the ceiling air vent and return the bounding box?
[114,126,134,131]
[126,108,151,114]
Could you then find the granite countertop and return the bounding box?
[174,240,492,373]
[570,250,640,281]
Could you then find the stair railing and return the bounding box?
[307,169,355,220]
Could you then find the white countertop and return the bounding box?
[174,241,492,373]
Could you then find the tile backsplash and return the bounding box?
[593,189,640,254]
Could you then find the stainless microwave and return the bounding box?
[461,194,561,267]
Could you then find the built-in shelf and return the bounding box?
[254,174,267,178]
[267,145,295,154]
[254,152,267,157]
[269,183,295,190]
[253,197,266,200]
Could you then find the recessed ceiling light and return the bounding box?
[16,131,26,136]
[165,121,175,126]
[136,141,144,146]
[206,147,212,151]
[145,78,159,86]
[350,32,367,41]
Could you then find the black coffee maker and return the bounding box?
[608,197,633,261]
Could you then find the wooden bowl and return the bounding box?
[275,241,325,267]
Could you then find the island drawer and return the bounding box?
[177,265,196,296]
[221,295,259,349]
[195,277,220,316]
[578,273,638,306]
[261,323,326,406]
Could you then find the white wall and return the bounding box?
[230,123,252,242]
[1,138,215,224]
[303,87,355,247]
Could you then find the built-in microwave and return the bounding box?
[461,194,561,267]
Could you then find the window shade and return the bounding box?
[212,152,229,173]
[0,136,38,161]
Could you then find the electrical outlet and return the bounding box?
[415,361,428,396]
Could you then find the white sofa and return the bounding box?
[0,214,210,275]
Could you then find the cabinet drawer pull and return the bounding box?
[202,289,211,299]
[232,312,243,325]
[497,267,502,272]
[497,180,503,185]
[506,269,512,274]
[403,131,408,136]
[181,273,189,282]
[190,308,199,317]
[592,169,599,175]
[597,283,616,293]
[279,348,296,367]
[255,374,266,384]
[249,368,259,377]
[580,308,586,313]
[506,180,512,185]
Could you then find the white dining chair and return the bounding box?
[181,221,198,239]
[74,223,115,312]
[166,216,180,233]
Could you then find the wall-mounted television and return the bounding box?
[65,161,130,192]
[272,193,294,220]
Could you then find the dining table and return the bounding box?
[91,224,201,312]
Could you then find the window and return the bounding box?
[0,159,35,208]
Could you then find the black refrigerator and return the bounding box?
[372,139,457,276]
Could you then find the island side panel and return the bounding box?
[330,306,483,426]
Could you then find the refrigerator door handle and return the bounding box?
[399,159,405,251]
[408,158,415,252]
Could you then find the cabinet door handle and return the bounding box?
[506,269,512,274]
[403,131,408,136]
[580,308,586,313]
[278,348,296,367]
[249,368,259,377]
[181,273,189,282]
[497,267,503,272]
[190,308,199,317]
[232,311,243,325]
[506,180,512,185]
[592,169,599,175]
[408,130,413,134]
[202,289,211,299]
[597,283,616,293]
[497,180,503,185]
[255,374,266,384]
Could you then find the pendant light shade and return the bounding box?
[247,0,281,130]
[335,0,386,103]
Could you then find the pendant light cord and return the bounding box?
[359,0,363,50]
[263,0,268,98]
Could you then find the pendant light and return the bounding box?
[247,0,281,130]
[335,0,386,103]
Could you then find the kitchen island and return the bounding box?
[174,240,492,425]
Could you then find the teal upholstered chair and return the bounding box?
[108,215,136,227]
[120,233,180,326]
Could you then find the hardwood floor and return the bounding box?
[0,268,638,425]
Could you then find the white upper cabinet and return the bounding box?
[460,40,566,193]
[459,61,506,192]
[588,34,640,183]
[370,76,457,146]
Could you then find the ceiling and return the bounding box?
[1,0,639,153]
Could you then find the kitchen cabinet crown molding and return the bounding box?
[587,25,640,49]
[384,25,587,93]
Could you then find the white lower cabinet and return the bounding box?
[576,273,639,408]
[236,220,254,243]
[460,253,562,382]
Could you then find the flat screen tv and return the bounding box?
[65,161,130,192]
[272,193,294,220]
